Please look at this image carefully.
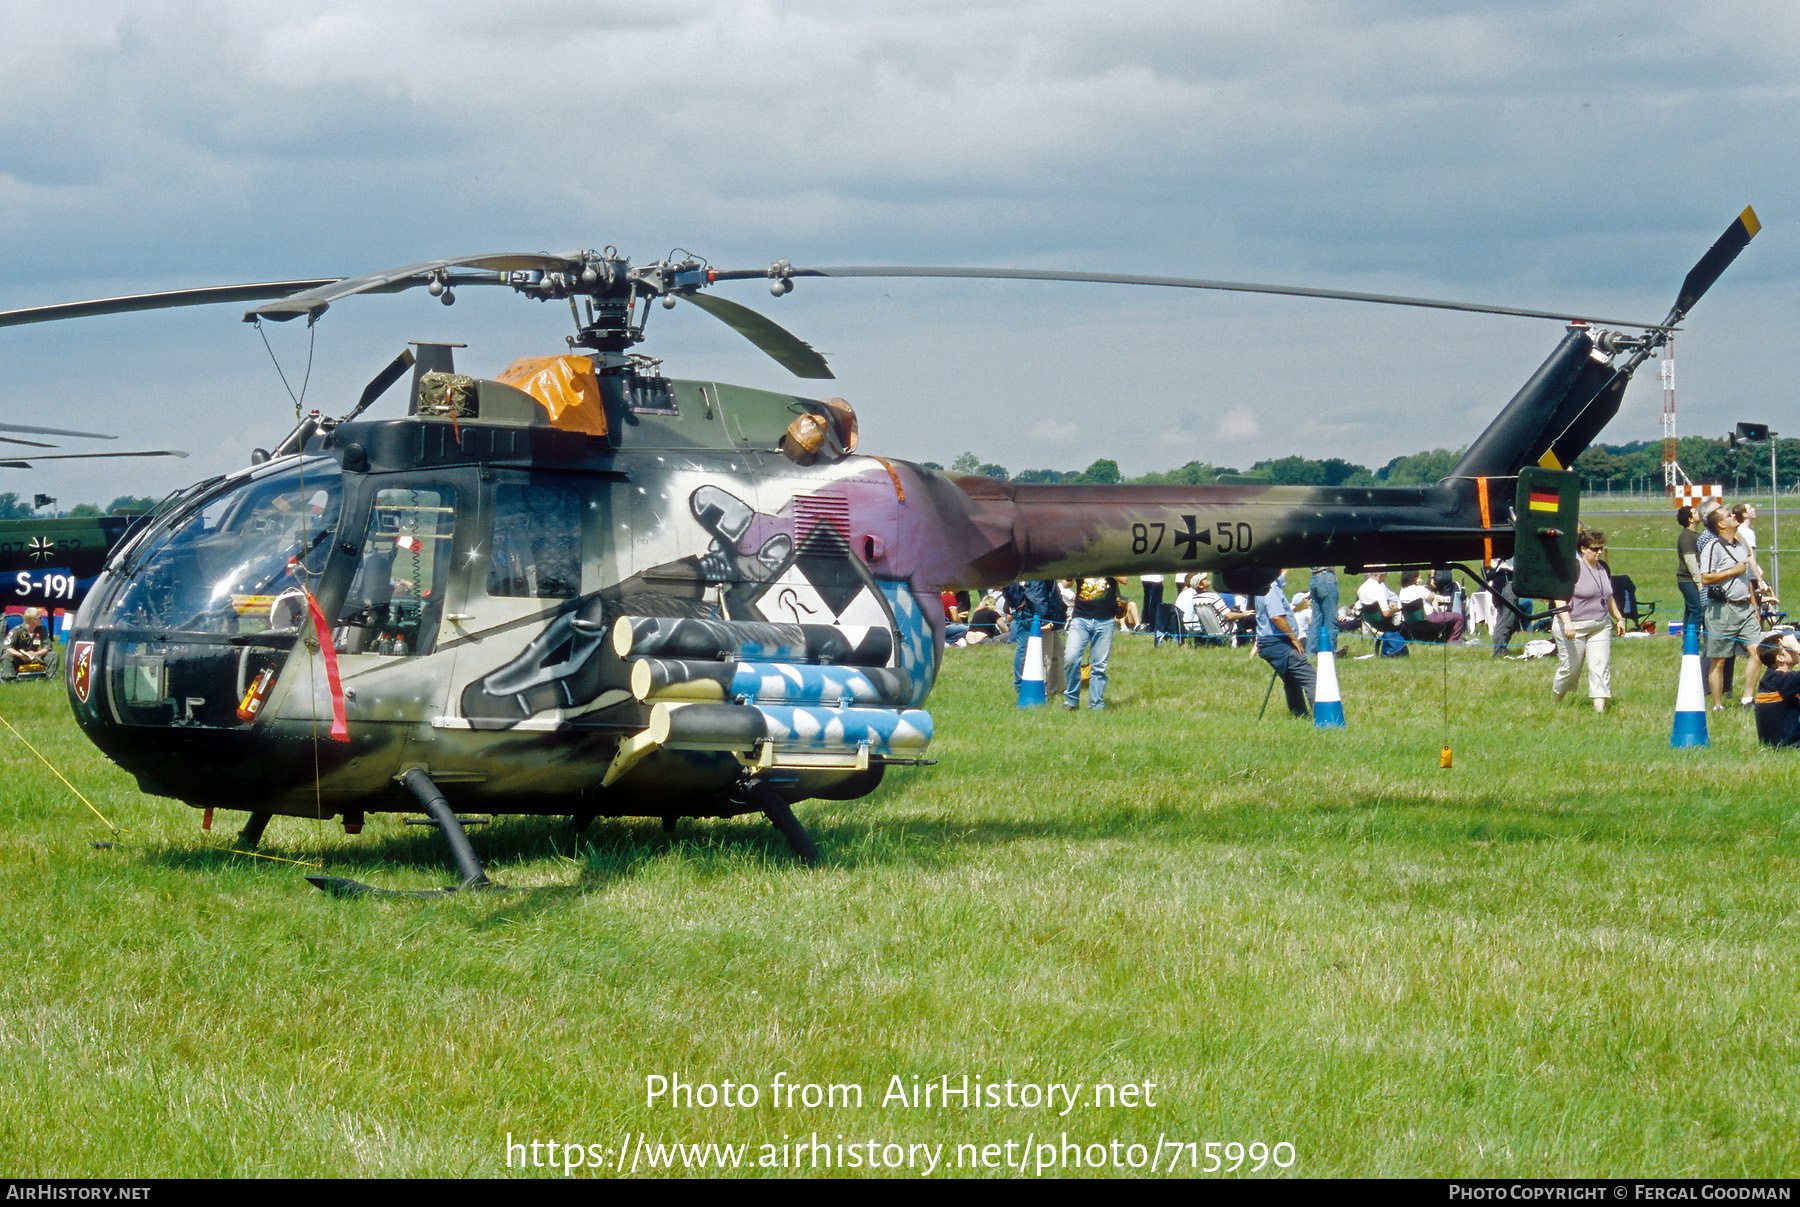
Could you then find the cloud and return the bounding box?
[1216,406,1261,444]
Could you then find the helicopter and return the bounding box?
[0,208,1758,894]
[0,423,190,611]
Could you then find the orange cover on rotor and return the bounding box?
[496,355,608,437]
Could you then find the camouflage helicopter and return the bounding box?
[0,208,1758,894]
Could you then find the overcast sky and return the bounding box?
[2,0,1794,504]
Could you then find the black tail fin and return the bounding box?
[1449,327,1622,480]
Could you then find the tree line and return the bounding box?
[936,435,1800,492]
[8,432,1794,520]
[0,494,160,520]
[935,447,1464,487]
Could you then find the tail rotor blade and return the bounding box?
[1671,205,1760,323]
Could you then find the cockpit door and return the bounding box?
[326,475,471,727]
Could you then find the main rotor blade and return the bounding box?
[246,253,586,323]
[680,292,835,379]
[0,282,336,330]
[722,266,1672,331]
[1670,205,1760,324]
[0,422,115,439]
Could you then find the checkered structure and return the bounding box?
[1675,484,1722,513]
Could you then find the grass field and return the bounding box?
[1,498,1795,1179]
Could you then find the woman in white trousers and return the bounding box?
[1552,530,1629,713]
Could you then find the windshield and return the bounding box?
[104,460,343,636]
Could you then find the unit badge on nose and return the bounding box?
[71,640,94,704]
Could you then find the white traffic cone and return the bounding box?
[1017,619,1047,707]
[1670,621,1708,748]
[1313,648,1345,728]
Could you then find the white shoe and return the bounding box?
[1740,695,1754,706]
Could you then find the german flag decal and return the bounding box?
[1528,490,1560,512]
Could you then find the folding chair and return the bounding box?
[1610,574,1661,632]
[1399,601,1453,644]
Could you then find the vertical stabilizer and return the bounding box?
[1449,329,1607,479]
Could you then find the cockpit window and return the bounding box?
[487,478,585,600]
[106,461,342,635]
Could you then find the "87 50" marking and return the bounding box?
[1133,517,1253,557]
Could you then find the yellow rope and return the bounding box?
[216,846,323,869]
[0,712,120,833]
[0,711,323,868]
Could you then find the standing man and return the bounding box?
[1141,574,1165,644]
[1005,579,1058,692]
[1734,502,1761,566]
[1255,572,1316,718]
[1308,566,1339,656]
[1700,507,1760,711]
[1674,506,1705,644]
[1733,502,1780,703]
[1487,557,1532,658]
[1063,576,1122,711]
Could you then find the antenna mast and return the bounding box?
[1660,335,1691,501]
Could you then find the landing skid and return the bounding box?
[308,775,821,897]
[306,768,507,897]
[745,780,820,865]
[563,787,822,863]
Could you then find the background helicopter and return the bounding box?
[0,422,188,612]
[0,208,1758,893]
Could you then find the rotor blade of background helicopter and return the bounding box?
[717,266,1671,331]
[245,253,586,323]
[0,422,115,439]
[0,282,337,330]
[680,292,835,379]
[0,435,59,448]
[1669,205,1760,325]
[0,449,189,464]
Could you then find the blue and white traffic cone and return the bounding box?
[1017,620,1047,708]
[1313,648,1346,728]
[1670,620,1708,748]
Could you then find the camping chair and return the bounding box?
[1151,602,1185,646]
[3,644,58,682]
[1187,602,1228,647]
[1399,600,1454,644]
[1357,602,1400,649]
[1610,574,1661,632]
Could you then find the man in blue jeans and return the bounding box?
[1006,579,1059,690]
[1064,576,1122,710]
[1308,567,1338,656]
